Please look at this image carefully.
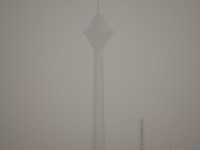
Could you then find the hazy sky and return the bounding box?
[0,0,200,150]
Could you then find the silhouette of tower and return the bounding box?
[83,0,113,150]
[139,119,145,150]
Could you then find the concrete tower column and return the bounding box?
[93,50,105,150]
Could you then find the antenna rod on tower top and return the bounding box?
[97,0,100,14]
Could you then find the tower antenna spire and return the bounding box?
[97,0,100,14]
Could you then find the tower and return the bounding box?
[83,0,113,150]
[139,119,145,150]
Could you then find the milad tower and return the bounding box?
[83,0,114,150]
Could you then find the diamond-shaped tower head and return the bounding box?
[83,14,114,51]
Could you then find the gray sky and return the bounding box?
[0,0,200,150]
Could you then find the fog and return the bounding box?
[0,0,200,150]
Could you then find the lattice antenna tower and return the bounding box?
[139,119,145,150]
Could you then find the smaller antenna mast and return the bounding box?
[139,119,145,150]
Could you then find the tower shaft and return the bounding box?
[93,50,105,150]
